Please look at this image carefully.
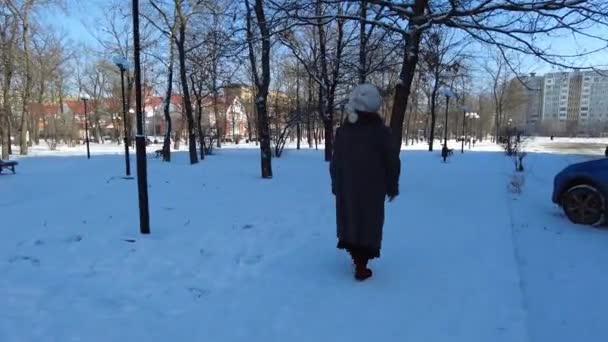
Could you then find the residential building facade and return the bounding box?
[540,70,608,135]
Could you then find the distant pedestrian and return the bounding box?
[604,145,608,157]
[330,84,401,281]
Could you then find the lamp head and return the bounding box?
[440,87,455,98]
[112,55,130,71]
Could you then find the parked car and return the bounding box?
[552,158,608,226]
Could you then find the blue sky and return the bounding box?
[41,1,101,46]
[42,2,607,77]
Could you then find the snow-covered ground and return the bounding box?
[1,140,608,342]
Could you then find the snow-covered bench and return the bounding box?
[0,159,18,174]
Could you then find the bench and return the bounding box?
[0,160,18,174]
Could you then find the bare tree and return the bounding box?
[269,59,297,157]
[174,0,198,163]
[419,28,468,151]
[245,0,272,178]
[0,4,19,159]
[276,1,351,161]
[31,29,71,145]
[484,52,514,143]
[7,0,35,154]
[161,33,175,161]
[279,0,608,152]
[187,1,242,150]
[148,0,199,164]
[189,69,208,159]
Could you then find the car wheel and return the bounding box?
[562,184,606,226]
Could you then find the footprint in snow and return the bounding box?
[237,254,263,265]
[8,256,40,266]
[66,235,83,243]
[187,287,209,299]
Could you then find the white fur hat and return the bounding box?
[345,83,382,123]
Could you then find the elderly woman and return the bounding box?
[330,84,401,281]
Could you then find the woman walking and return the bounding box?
[330,84,401,281]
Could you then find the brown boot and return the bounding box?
[353,256,373,281]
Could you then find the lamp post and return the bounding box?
[461,105,470,154]
[440,87,455,162]
[112,55,132,178]
[132,0,151,234]
[129,108,135,147]
[465,111,479,149]
[80,93,91,159]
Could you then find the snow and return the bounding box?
[508,152,608,342]
[2,140,608,341]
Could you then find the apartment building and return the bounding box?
[540,70,608,134]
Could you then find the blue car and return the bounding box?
[553,158,608,226]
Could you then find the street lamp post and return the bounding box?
[113,55,132,178]
[461,105,470,154]
[132,0,151,235]
[80,93,91,159]
[465,111,479,149]
[440,88,455,162]
[129,108,135,147]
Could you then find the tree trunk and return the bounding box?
[20,11,32,155]
[324,121,333,160]
[176,19,198,164]
[57,78,64,145]
[315,119,319,150]
[0,109,6,159]
[196,101,206,159]
[388,0,427,152]
[307,75,313,148]
[126,75,134,145]
[95,115,103,143]
[213,91,221,148]
[428,82,439,151]
[296,62,301,150]
[410,110,419,145]
[162,38,174,162]
[191,77,206,160]
[246,0,272,178]
[408,74,421,146]
[174,115,184,150]
[315,0,344,162]
[296,122,301,150]
[359,0,367,83]
[255,97,273,178]
[316,0,331,161]
[33,78,46,145]
[246,112,253,142]
[1,57,13,159]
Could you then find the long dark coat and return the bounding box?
[330,113,400,258]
